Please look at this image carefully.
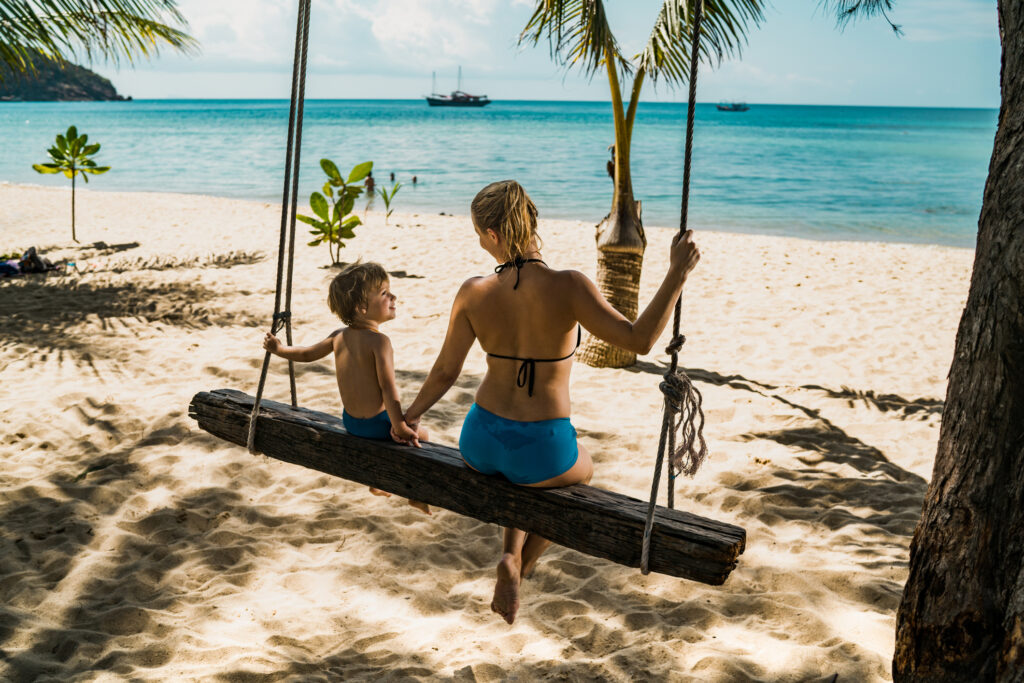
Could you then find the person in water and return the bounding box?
[403,180,701,623]
[263,261,430,514]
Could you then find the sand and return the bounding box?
[0,182,973,681]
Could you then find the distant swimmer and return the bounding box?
[365,171,376,194]
[412,175,418,185]
[390,171,395,182]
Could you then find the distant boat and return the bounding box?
[426,67,491,108]
[717,102,749,112]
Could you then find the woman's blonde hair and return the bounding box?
[471,180,541,262]
[327,261,389,325]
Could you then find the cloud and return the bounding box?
[894,0,997,42]
[360,0,499,66]
[175,0,296,65]
[163,0,510,74]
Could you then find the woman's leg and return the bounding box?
[518,442,593,579]
[492,526,527,624]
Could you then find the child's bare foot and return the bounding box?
[491,553,521,624]
[408,499,431,515]
[369,487,391,497]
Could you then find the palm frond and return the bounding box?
[519,0,626,78]
[0,0,197,75]
[638,0,767,85]
[819,0,902,35]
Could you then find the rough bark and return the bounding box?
[893,2,1024,679]
[579,243,643,368]
[579,194,646,368]
[189,389,746,584]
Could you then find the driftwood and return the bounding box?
[189,389,745,584]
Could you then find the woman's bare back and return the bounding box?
[464,262,581,421]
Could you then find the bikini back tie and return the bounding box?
[487,325,582,397]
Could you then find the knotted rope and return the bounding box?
[247,0,311,454]
[640,0,708,574]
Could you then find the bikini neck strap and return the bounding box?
[494,256,546,290]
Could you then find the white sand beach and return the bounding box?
[0,183,973,681]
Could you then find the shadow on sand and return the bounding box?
[0,278,263,359]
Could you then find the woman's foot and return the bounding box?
[369,487,391,497]
[408,499,431,515]
[491,553,521,624]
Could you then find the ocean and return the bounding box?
[0,100,998,248]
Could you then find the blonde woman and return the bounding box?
[404,180,700,624]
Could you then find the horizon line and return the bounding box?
[7,98,999,110]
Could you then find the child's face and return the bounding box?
[363,280,397,324]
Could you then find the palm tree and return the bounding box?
[520,0,767,367]
[0,0,196,76]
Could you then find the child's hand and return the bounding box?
[390,421,420,448]
[263,332,281,354]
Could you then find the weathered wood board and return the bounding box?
[189,389,745,584]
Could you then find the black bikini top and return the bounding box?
[487,256,582,397]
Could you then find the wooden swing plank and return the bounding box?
[189,389,745,584]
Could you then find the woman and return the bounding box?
[404,180,700,624]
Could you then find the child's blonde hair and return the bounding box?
[471,180,541,262]
[328,261,389,325]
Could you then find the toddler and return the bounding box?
[263,261,429,514]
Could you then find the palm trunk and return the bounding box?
[893,2,1024,678]
[70,170,77,243]
[578,53,647,369]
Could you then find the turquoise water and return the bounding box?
[1,100,997,247]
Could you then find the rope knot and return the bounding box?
[660,366,708,479]
[665,334,686,355]
[271,311,292,334]
[659,371,688,409]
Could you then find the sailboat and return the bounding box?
[425,67,491,107]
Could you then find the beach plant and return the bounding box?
[33,125,110,242]
[377,182,402,225]
[0,1,197,76]
[520,0,767,368]
[298,159,372,266]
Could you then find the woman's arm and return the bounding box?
[262,330,339,363]
[404,280,479,424]
[570,231,700,355]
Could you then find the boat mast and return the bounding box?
[432,71,436,95]
[457,66,462,92]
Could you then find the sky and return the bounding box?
[94,0,1001,107]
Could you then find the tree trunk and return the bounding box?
[579,55,647,369]
[578,196,645,368]
[70,171,77,243]
[893,2,1024,679]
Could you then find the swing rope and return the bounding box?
[247,0,311,454]
[640,0,709,575]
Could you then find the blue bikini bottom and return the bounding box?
[342,409,392,440]
[459,403,579,485]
